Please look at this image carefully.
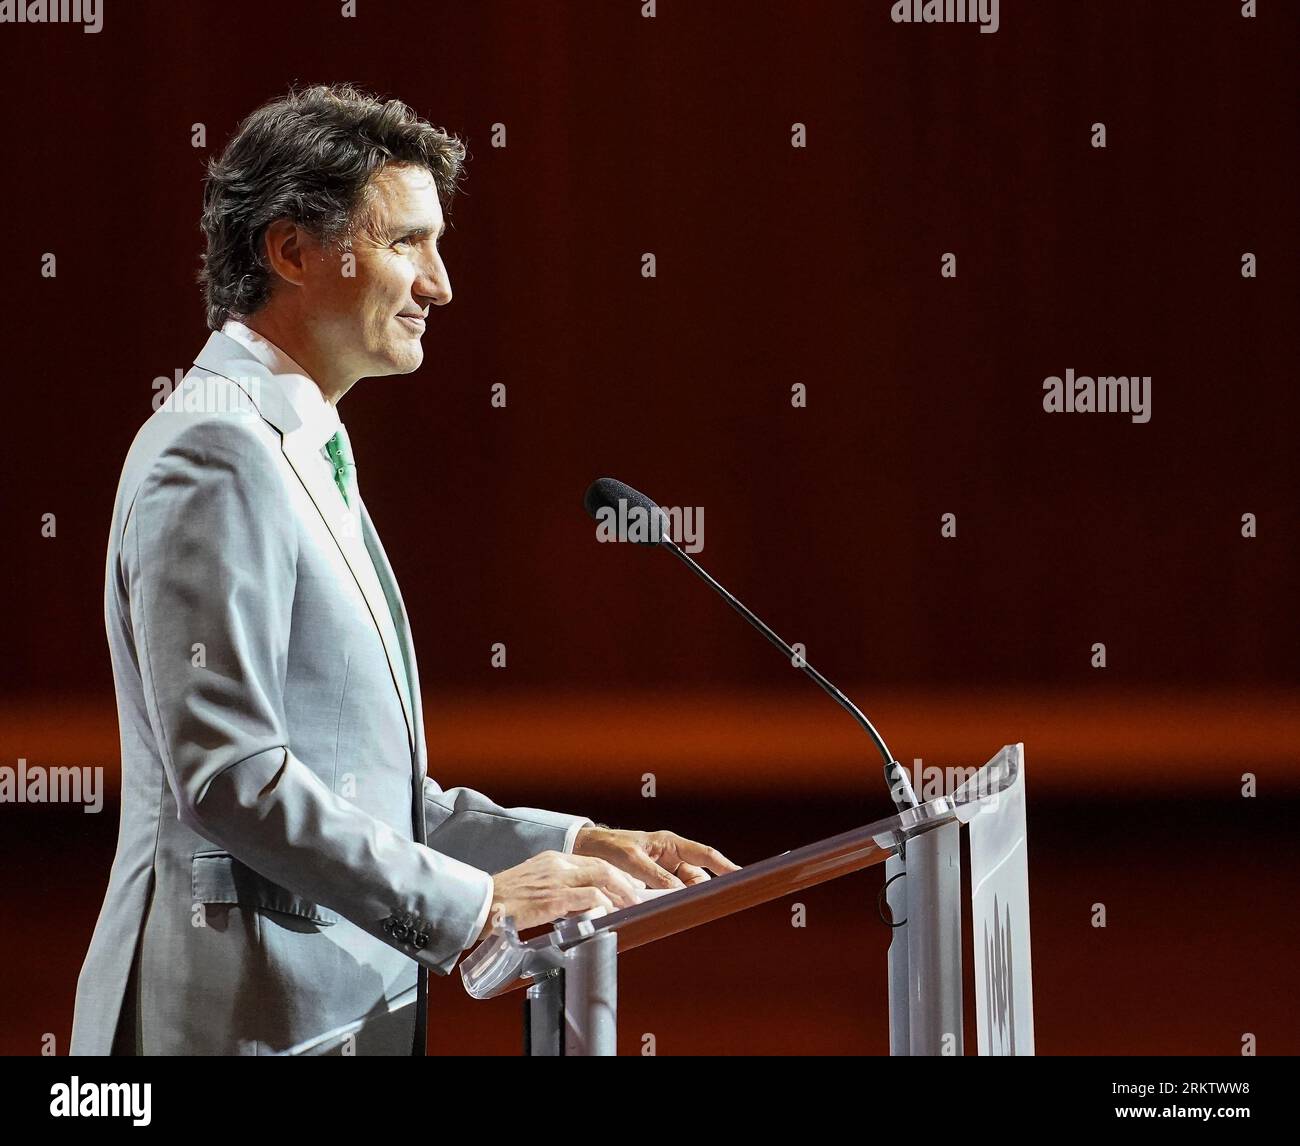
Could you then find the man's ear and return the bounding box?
[262,219,309,288]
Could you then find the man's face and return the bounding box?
[301,162,452,382]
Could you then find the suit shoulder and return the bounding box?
[115,385,288,535]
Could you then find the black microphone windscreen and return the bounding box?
[583,477,662,520]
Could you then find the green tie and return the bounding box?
[326,428,415,737]
[325,426,357,509]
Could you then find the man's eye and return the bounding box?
[392,233,441,251]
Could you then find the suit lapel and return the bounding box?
[359,500,427,777]
[280,431,416,756]
[193,332,417,758]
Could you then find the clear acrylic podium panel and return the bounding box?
[957,744,1034,1054]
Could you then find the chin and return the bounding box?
[377,346,423,376]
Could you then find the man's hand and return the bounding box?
[475,851,645,943]
[572,826,741,889]
[473,830,741,945]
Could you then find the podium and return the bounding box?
[461,743,1035,1055]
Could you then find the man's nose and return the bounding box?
[415,251,452,307]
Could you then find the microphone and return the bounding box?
[583,477,919,811]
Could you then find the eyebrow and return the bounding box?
[390,222,445,240]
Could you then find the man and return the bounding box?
[70,83,738,1056]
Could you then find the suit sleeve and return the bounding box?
[126,418,492,975]
[422,778,592,872]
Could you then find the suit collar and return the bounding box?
[193,330,301,435]
[218,320,342,453]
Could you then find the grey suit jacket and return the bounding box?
[70,330,590,1055]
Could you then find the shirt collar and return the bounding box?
[221,319,341,452]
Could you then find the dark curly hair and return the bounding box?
[197,83,467,330]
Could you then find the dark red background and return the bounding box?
[1,0,1296,1055]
